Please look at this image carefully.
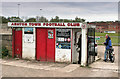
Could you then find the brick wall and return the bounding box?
[1,34,12,56]
[88,22,120,33]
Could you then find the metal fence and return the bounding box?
[87,28,95,65]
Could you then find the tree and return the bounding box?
[55,16,59,22]
[59,19,63,22]
[74,16,85,22]
[8,17,23,22]
[25,18,36,22]
[1,16,9,23]
[39,16,48,22]
[81,19,85,22]
[63,19,73,22]
[50,18,54,22]
[50,18,56,22]
[35,16,48,22]
[50,16,59,22]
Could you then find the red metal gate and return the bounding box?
[12,28,22,58]
[36,28,55,62]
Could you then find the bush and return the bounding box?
[2,46,9,58]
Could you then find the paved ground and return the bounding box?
[90,46,118,70]
[1,46,119,77]
[2,64,118,77]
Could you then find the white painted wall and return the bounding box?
[55,48,71,62]
[81,28,87,66]
[22,28,36,59]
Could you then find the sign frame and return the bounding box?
[8,22,85,28]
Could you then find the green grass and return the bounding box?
[96,37,118,44]
[95,32,119,36]
[95,32,119,46]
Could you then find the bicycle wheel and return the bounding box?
[106,52,108,61]
[111,54,115,63]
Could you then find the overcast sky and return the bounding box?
[2,2,118,22]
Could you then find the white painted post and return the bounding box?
[81,28,87,66]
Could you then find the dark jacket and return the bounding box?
[104,36,112,49]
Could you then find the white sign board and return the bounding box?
[104,31,116,33]
[8,22,84,28]
[24,34,34,43]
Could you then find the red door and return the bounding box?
[46,29,55,62]
[36,28,55,62]
[13,28,22,58]
[36,28,47,61]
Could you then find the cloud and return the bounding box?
[1,0,120,2]
[2,2,118,21]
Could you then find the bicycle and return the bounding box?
[106,48,115,63]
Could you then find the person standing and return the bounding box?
[103,34,112,62]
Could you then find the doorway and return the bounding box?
[13,28,22,58]
[36,28,55,62]
[22,27,36,59]
[72,29,82,64]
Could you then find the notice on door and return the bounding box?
[24,34,34,43]
[48,30,53,39]
[24,28,34,43]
